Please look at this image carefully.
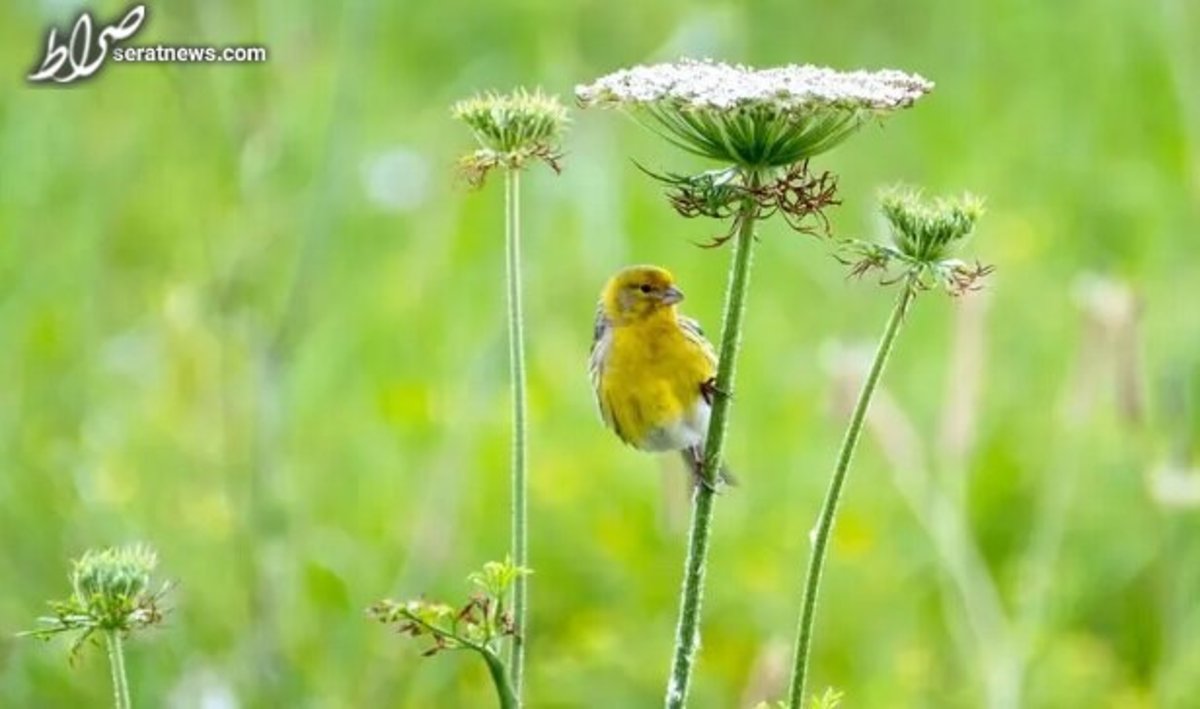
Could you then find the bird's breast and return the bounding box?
[597,319,714,449]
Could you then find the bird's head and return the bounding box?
[601,265,684,322]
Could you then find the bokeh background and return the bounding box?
[2,0,1199,706]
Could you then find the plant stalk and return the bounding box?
[104,630,132,709]
[484,648,521,709]
[664,172,761,708]
[503,168,529,700]
[787,282,915,707]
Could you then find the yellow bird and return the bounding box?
[589,265,731,488]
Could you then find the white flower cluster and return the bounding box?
[577,58,933,114]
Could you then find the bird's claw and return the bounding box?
[700,377,730,405]
[684,447,718,493]
[690,468,720,493]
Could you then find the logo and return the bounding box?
[28,4,147,84]
[27,4,268,85]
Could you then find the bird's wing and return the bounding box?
[589,304,632,442]
[678,315,718,368]
[588,303,611,390]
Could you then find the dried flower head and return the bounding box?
[21,544,170,662]
[839,188,991,295]
[577,58,932,168]
[452,89,568,187]
[640,159,842,248]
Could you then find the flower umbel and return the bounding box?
[21,544,169,662]
[577,59,932,168]
[839,188,991,295]
[452,89,568,186]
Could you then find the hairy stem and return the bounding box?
[787,282,915,707]
[104,630,132,709]
[504,168,529,700]
[664,172,761,708]
[484,648,521,709]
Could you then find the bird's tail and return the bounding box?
[680,447,738,490]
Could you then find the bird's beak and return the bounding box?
[661,285,684,305]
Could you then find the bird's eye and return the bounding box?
[639,284,652,294]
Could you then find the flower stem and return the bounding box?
[503,168,529,700]
[787,282,916,708]
[664,171,761,708]
[104,630,132,709]
[484,648,521,709]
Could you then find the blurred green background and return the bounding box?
[2,0,1199,706]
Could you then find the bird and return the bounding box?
[589,265,732,489]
